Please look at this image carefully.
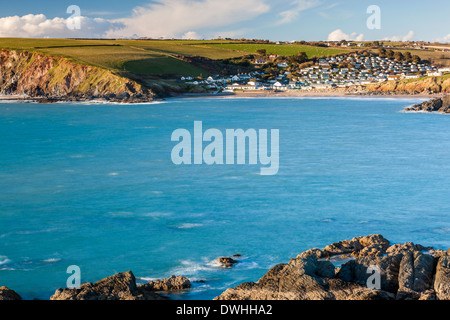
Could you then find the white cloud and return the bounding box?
[108,0,270,39]
[438,34,450,43]
[181,31,202,40]
[384,30,415,42]
[327,29,364,41]
[0,14,119,38]
[278,0,320,24]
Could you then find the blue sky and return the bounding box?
[0,0,449,42]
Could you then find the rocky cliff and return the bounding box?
[367,75,450,95]
[0,50,155,103]
[215,235,450,300]
[404,95,450,113]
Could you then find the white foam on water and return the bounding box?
[170,259,216,276]
[0,256,11,265]
[176,223,203,229]
[43,258,61,263]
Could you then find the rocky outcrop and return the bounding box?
[215,257,239,268]
[138,275,191,291]
[215,235,449,300]
[404,96,450,113]
[0,50,155,103]
[434,256,450,300]
[368,76,450,95]
[50,271,190,300]
[0,286,22,300]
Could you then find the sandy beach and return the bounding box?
[175,89,444,100]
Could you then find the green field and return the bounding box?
[202,43,349,58]
[0,38,350,77]
[0,38,246,76]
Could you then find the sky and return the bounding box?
[0,0,449,42]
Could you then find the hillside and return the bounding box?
[0,38,350,77]
[366,74,450,94]
[0,49,154,102]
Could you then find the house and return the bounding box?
[253,59,268,65]
[427,71,443,77]
[277,62,289,68]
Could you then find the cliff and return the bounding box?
[0,50,155,103]
[366,75,450,95]
[404,95,450,113]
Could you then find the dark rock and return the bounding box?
[322,234,390,258]
[434,256,450,300]
[215,251,394,300]
[138,275,191,292]
[216,257,238,268]
[215,235,448,300]
[0,286,22,300]
[50,271,167,300]
[406,96,450,114]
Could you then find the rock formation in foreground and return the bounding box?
[404,96,450,113]
[215,235,450,300]
[50,272,190,300]
[0,286,22,300]
[0,50,155,103]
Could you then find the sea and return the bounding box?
[0,97,449,300]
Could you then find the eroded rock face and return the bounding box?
[434,256,450,300]
[137,275,191,292]
[0,286,22,300]
[404,96,450,114]
[50,271,190,300]
[0,50,155,103]
[215,235,449,301]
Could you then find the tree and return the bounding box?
[379,48,387,57]
[256,48,267,56]
[394,51,404,61]
[289,51,308,64]
[404,51,412,62]
[412,55,421,64]
[386,49,395,59]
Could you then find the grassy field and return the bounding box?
[0,38,246,76]
[202,43,349,57]
[0,38,352,77]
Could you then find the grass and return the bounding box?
[202,43,350,58]
[0,38,349,78]
[0,38,243,76]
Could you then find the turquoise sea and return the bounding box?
[1,97,450,300]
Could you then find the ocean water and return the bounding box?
[1,97,450,300]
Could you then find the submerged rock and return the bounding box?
[215,235,449,300]
[215,257,239,268]
[50,271,190,300]
[0,286,22,300]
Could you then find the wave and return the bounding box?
[55,100,167,106]
[0,255,11,265]
[175,223,204,230]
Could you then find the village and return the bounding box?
[180,52,450,92]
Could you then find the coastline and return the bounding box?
[0,91,437,104]
[170,89,444,100]
[2,234,449,300]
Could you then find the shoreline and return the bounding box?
[1,234,449,301]
[162,89,444,100]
